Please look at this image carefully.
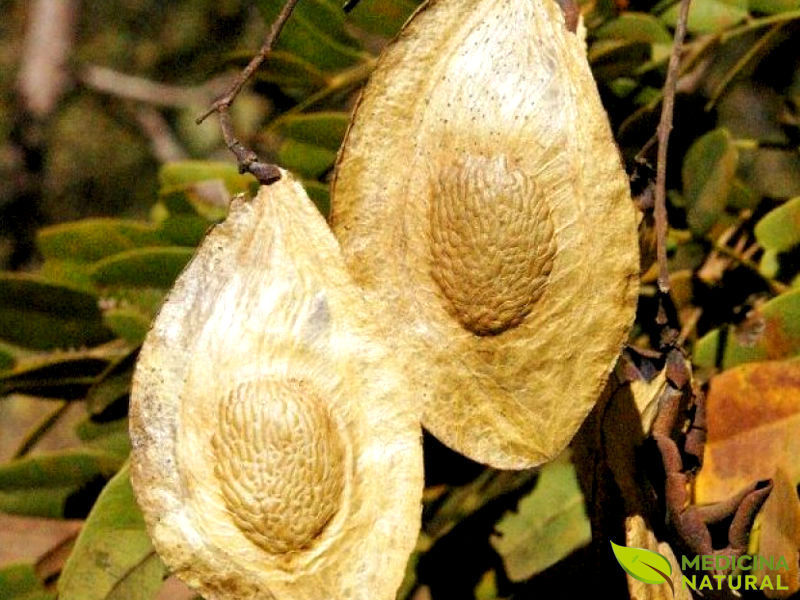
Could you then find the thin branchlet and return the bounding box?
[196,0,302,185]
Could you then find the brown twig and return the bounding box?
[196,0,302,185]
[654,0,692,294]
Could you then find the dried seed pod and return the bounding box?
[331,0,639,469]
[129,173,423,600]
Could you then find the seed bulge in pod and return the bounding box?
[129,172,423,600]
[331,0,640,469]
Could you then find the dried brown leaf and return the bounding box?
[694,359,800,503]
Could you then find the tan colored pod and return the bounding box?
[331,0,639,469]
[129,172,423,600]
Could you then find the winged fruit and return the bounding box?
[331,0,640,469]
[129,172,423,600]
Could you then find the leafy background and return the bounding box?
[1,0,800,598]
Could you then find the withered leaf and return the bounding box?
[694,359,800,503]
[750,469,800,598]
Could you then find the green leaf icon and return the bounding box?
[610,541,673,592]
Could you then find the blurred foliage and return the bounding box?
[1,0,800,599]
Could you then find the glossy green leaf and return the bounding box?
[90,247,194,288]
[694,290,800,368]
[38,260,95,292]
[76,418,131,458]
[102,307,151,345]
[588,40,652,82]
[755,196,800,253]
[345,0,419,36]
[85,364,133,417]
[0,450,123,490]
[489,454,590,582]
[0,450,123,518]
[759,249,780,279]
[159,161,257,196]
[251,50,327,92]
[154,215,209,247]
[594,13,672,43]
[276,139,338,179]
[58,463,166,600]
[660,0,747,33]
[0,486,78,519]
[682,128,738,235]
[749,0,800,13]
[0,274,111,351]
[0,342,129,400]
[303,179,331,217]
[257,0,365,71]
[610,541,672,585]
[269,111,350,151]
[36,219,164,263]
[0,563,53,600]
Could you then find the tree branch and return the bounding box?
[655,0,692,294]
[196,0,302,185]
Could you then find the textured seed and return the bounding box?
[213,379,345,554]
[429,154,556,336]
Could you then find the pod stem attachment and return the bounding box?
[196,0,302,185]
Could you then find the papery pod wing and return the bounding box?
[129,172,423,600]
[330,0,639,468]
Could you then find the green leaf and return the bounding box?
[36,219,164,263]
[682,128,739,235]
[102,307,151,345]
[760,248,780,278]
[0,342,129,401]
[257,0,365,71]
[694,289,800,368]
[739,147,800,199]
[58,463,166,600]
[0,450,124,518]
[594,13,673,43]
[76,418,131,458]
[251,50,328,92]
[0,486,77,519]
[0,344,17,372]
[0,563,54,600]
[90,247,194,288]
[0,274,111,350]
[660,0,748,33]
[345,0,420,36]
[0,450,123,490]
[269,111,350,151]
[610,541,673,586]
[85,364,133,417]
[276,139,338,179]
[303,179,331,217]
[38,259,95,292]
[154,215,209,247]
[159,161,257,195]
[489,453,591,582]
[749,0,800,13]
[755,196,800,253]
